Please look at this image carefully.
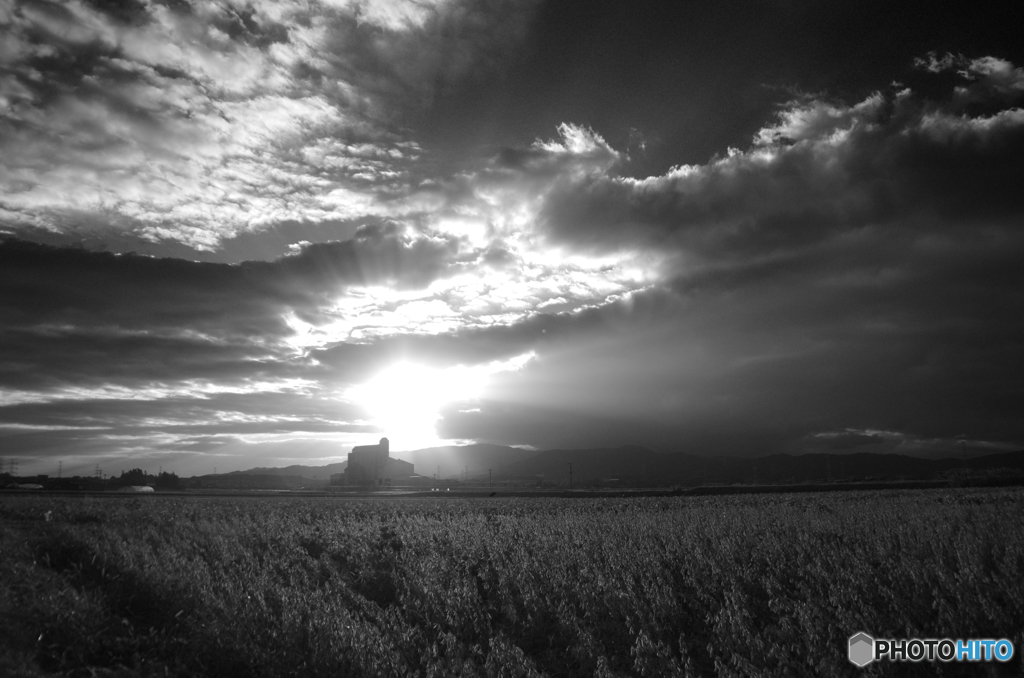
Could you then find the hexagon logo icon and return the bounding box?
[848,632,874,667]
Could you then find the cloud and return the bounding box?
[0,0,542,249]
[540,85,1024,261]
[0,388,372,475]
[915,53,1024,97]
[0,211,660,470]
[0,223,470,391]
[4,51,1024,469]
[406,63,1024,454]
[0,226,459,470]
[499,123,621,171]
[803,428,1019,458]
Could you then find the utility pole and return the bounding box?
[58,461,62,478]
[568,463,573,490]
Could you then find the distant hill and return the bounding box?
[226,444,536,481]
[231,462,347,478]
[223,445,1024,488]
[398,444,537,479]
[184,473,320,490]
[502,445,662,482]
[498,447,1024,487]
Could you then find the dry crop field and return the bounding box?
[1,489,1022,677]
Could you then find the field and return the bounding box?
[1,489,1022,677]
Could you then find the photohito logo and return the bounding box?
[848,632,1014,666]
[848,632,874,667]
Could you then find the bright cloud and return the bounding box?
[0,0,541,249]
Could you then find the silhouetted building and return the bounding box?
[338,437,414,487]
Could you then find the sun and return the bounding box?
[347,353,535,451]
[347,362,485,450]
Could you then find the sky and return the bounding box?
[2,0,1024,476]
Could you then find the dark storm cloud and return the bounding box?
[272,221,467,294]
[539,64,1024,259]
[0,327,289,391]
[0,223,468,390]
[407,61,1024,455]
[432,263,1024,456]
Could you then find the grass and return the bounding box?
[1,488,1022,677]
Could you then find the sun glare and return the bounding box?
[347,354,534,450]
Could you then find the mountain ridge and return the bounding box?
[225,445,1024,486]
